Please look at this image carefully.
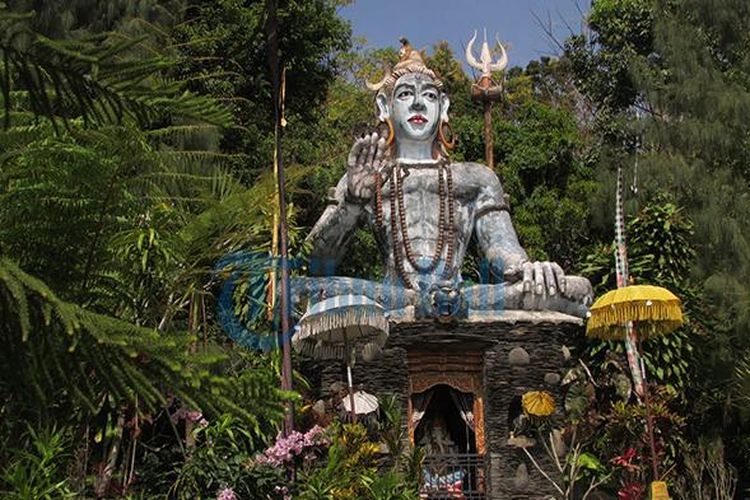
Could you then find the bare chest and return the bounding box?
[380,167,476,203]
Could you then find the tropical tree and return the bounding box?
[0,3,292,495]
[566,0,750,481]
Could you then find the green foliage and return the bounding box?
[599,386,685,458]
[296,422,419,500]
[4,0,189,39]
[377,393,406,459]
[495,94,595,267]
[170,415,279,499]
[566,0,653,112]
[171,0,351,178]
[0,1,308,495]
[0,425,74,499]
[374,394,423,495]
[0,257,286,425]
[628,199,695,284]
[363,470,419,500]
[0,5,232,131]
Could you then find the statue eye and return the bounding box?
[423,90,437,101]
[397,88,414,99]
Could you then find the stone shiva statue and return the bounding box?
[295,39,592,321]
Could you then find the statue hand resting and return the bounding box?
[506,261,591,302]
[346,132,389,201]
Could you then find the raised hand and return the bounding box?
[346,132,389,201]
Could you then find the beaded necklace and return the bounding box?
[375,159,455,288]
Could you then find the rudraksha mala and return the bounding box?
[375,160,455,288]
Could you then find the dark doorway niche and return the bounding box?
[507,394,523,435]
[414,384,477,454]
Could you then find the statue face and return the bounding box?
[390,73,442,143]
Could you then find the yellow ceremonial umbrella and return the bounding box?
[586,285,683,340]
[521,391,555,417]
[585,283,683,486]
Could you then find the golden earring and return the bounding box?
[438,120,455,151]
[377,119,395,146]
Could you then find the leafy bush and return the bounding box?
[169,415,284,500]
[0,425,74,499]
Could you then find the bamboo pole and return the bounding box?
[265,0,294,436]
[614,164,659,480]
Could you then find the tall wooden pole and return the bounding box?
[471,76,502,171]
[265,0,294,436]
[483,99,494,170]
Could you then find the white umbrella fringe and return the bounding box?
[293,303,389,359]
[292,295,389,422]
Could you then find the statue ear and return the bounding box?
[440,93,450,122]
[375,91,390,121]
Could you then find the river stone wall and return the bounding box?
[299,310,582,499]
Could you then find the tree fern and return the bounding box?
[0,256,287,426]
[0,4,232,130]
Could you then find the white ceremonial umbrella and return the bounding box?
[293,295,388,421]
[341,390,379,415]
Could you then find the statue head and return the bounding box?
[432,414,447,429]
[368,39,451,161]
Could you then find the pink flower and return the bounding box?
[611,447,640,472]
[186,410,203,423]
[216,487,237,500]
[274,485,292,500]
[253,426,328,467]
[169,405,204,425]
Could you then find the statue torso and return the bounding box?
[365,161,496,287]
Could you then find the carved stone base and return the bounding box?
[298,311,582,499]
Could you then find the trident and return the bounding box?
[466,29,508,170]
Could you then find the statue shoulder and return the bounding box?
[450,161,503,187]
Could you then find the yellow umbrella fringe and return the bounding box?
[588,301,682,329]
[587,301,683,340]
[586,285,684,340]
[588,323,684,341]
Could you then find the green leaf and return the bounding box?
[577,452,604,471]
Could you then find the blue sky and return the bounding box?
[338,0,589,70]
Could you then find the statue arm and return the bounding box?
[306,174,365,275]
[466,166,592,312]
[472,167,528,282]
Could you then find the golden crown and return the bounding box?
[366,38,444,92]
